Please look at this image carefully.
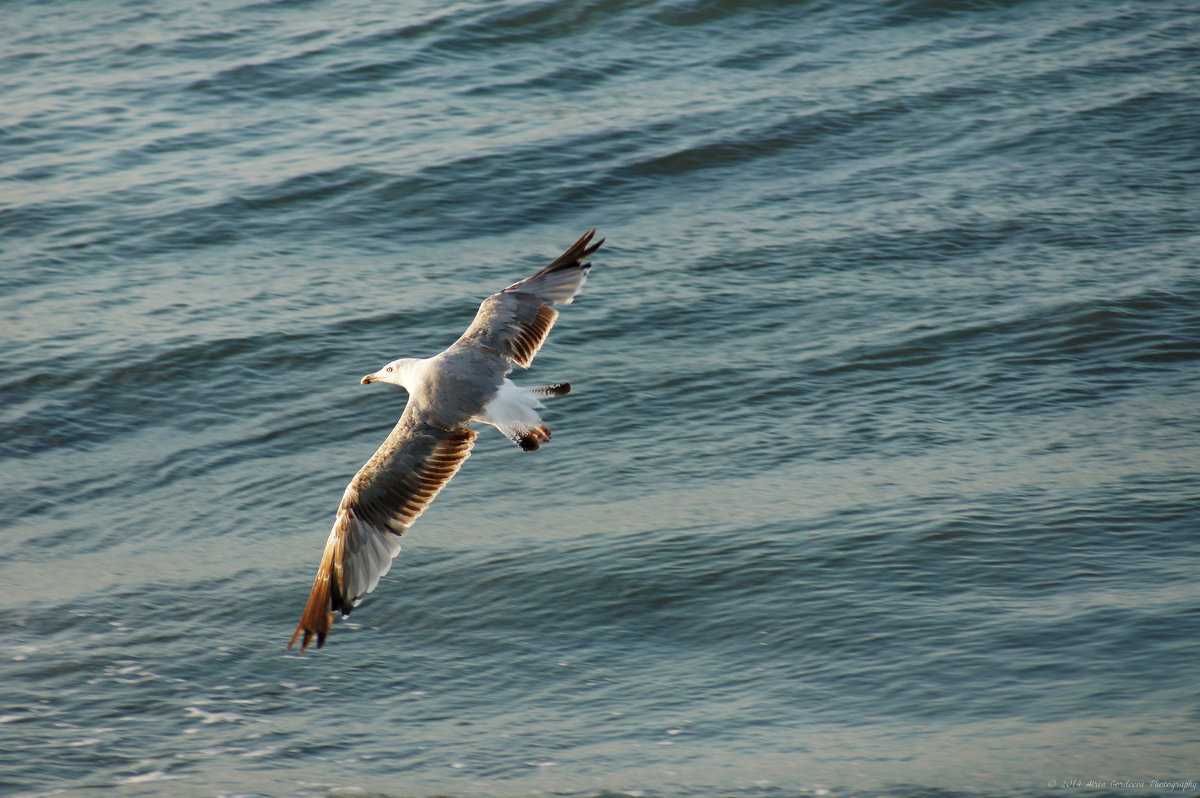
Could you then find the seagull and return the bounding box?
[288,231,602,652]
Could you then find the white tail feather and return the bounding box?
[478,379,564,449]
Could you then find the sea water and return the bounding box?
[2,1,1198,796]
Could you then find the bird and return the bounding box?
[288,230,602,652]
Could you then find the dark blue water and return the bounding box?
[2,1,1198,796]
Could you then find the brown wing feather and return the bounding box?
[504,304,559,368]
[288,534,342,653]
[501,229,604,297]
[288,418,477,653]
[450,230,603,370]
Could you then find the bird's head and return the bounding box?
[361,357,419,388]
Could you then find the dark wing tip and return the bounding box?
[288,544,338,653]
[287,624,325,653]
[531,382,571,397]
[576,230,605,265]
[540,230,603,276]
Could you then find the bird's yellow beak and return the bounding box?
[361,374,377,384]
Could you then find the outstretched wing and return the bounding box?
[451,230,603,369]
[288,412,477,652]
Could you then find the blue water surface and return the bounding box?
[2,1,1198,796]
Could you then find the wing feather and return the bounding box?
[451,230,603,369]
[288,414,476,652]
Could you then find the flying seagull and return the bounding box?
[288,230,603,652]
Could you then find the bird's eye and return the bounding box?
[386,366,393,372]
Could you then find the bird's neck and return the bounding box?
[393,358,428,391]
